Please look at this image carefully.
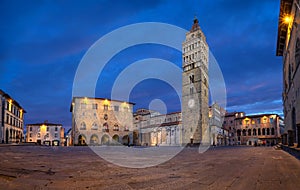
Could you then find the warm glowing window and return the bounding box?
[104,105,108,111]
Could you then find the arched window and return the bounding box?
[258,128,261,135]
[80,122,86,130]
[248,129,251,136]
[242,129,246,136]
[262,128,266,135]
[113,124,119,131]
[103,123,109,132]
[237,129,241,136]
[253,129,257,136]
[271,128,275,135]
[267,128,270,135]
[92,123,98,130]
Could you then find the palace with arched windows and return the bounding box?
[70,97,135,146]
[223,113,284,146]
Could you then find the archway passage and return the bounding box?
[133,131,139,145]
[5,129,9,144]
[101,134,110,145]
[78,135,86,145]
[112,135,119,144]
[90,134,99,145]
[122,135,129,145]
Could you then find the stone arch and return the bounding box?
[262,128,266,135]
[112,134,119,143]
[101,134,110,145]
[258,128,261,135]
[267,128,270,135]
[271,128,275,135]
[248,129,251,136]
[78,134,86,145]
[242,129,246,136]
[253,128,257,136]
[237,129,241,136]
[5,128,9,143]
[122,135,129,145]
[90,134,99,145]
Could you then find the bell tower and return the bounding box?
[181,18,209,146]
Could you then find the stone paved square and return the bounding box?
[0,146,300,189]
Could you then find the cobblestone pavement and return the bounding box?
[0,146,300,190]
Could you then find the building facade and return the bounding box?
[230,114,283,146]
[0,89,25,144]
[182,18,210,145]
[26,122,64,146]
[223,112,245,145]
[70,97,134,146]
[276,0,300,147]
[134,109,182,146]
[209,103,227,146]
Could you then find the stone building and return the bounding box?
[276,0,300,147]
[134,109,182,146]
[70,97,134,145]
[0,89,26,144]
[182,18,210,145]
[208,103,227,146]
[234,114,283,145]
[26,122,64,146]
[223,112,245,145]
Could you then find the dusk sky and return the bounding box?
[1,0,283,130]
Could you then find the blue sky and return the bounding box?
[0,0,283,130]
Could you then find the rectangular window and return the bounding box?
[37,133,40,138]
[6,114,9,124]
[190,87,194,95]
[47,127,49,132]
[270,118,274,123]
[29,133,32,137]
[92,103,98,109]
[55,127,58,131]
[114,106,119,112]
[263,118,267,124]
[257,119,261,124]
[30,127,32,131]
[54,133,58,138]
[104,105,108,111]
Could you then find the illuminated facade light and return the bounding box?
[283,15,293,25]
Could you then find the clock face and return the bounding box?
[188,99,195,108]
